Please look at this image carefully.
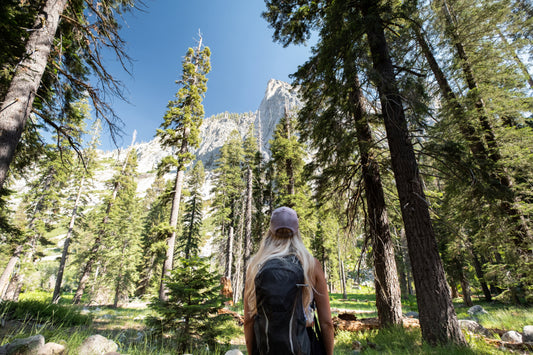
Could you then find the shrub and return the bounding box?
[147,256,233,352]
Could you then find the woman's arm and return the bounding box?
[243,287,255,355]
[313,258,335,355]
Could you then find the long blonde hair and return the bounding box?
[244,228,316,318]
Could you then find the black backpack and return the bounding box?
[253,255,310,355]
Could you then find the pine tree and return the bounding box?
[179,161,205,259]
[52,111,101,304]
[136,177,173,298]
[72,133,137,304]
[100,152,143,307]
[156,36,210,301]
[147,256,231,352]
[211,130,245,284]
[263,0,466,345]
[0,0,139,188]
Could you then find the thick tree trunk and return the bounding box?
[52,176,85,303]
[0,0,68,188]
[360,1,465,345]
[159,167,185,301]
[348,72,402,327]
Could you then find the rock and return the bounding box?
[458,320,491,336]
[404,311,419,319]
[36,342,66,355]
[523,325,533,342]
[501,330,522,343]
[467,305,488,316]
[224,350,243,355]
[103,352,121,355]
[77,335,118,355]
[5,334,45,355]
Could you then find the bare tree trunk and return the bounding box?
[0,0,69,188]
[470,248,492,302]
[0,245,23,299]
[225,225,234,280]
[4,274,22,301]
[52,175,85,303]
[243,165,253,296]
[361,0,465,345]
[159,139,188,301]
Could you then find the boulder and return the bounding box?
[523,325,533,342]
[458,320,491,336]
[78,335,118,355]
[5,334,45,355]
[467,305,488,316]
[224,350,243,355]
[501,330,522,343]
[36,342,66,355]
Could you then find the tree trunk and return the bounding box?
[347,71,402,327]
[225,225,234,280]
[0,0,69,188]
[0,245,23,299]
[159,167,185,301]
[243,166,253,293]
[470,248,492,302]
[460,272,473,307]
[136,252,157,297]
[52,175,85,303]
[496,29,533,89]
[360,1,465,345]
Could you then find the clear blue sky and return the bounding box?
[100,0,315,150]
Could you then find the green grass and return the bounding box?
[333,327,509,354]
[1,289,532,354]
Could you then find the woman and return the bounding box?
[244,206,334,355]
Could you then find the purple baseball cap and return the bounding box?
[270,206,299,236]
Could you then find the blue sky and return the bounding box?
[99,0,315,150]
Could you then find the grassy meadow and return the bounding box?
[0,288,531,354]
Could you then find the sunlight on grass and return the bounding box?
[2,289,532,354]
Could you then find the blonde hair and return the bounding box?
[244,227,316,318]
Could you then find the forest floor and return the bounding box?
[1,291,532,354]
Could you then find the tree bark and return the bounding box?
[52,175,85,303]
[470,248,492,302]
[360,1,465,345]
[0,245,23,299]
[158,167,185,301]
[225,225,234,280]
[243,166,253,290]
[347,71,402,327]
[0,0,69,188]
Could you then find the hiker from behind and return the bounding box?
[244,206,334,355]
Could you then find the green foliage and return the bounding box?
[0,300,92,327]
[147,257,233,352]
[179,161,206,258]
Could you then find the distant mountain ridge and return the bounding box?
[99,79,301,196]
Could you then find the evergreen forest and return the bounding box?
[0,0,532,354]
